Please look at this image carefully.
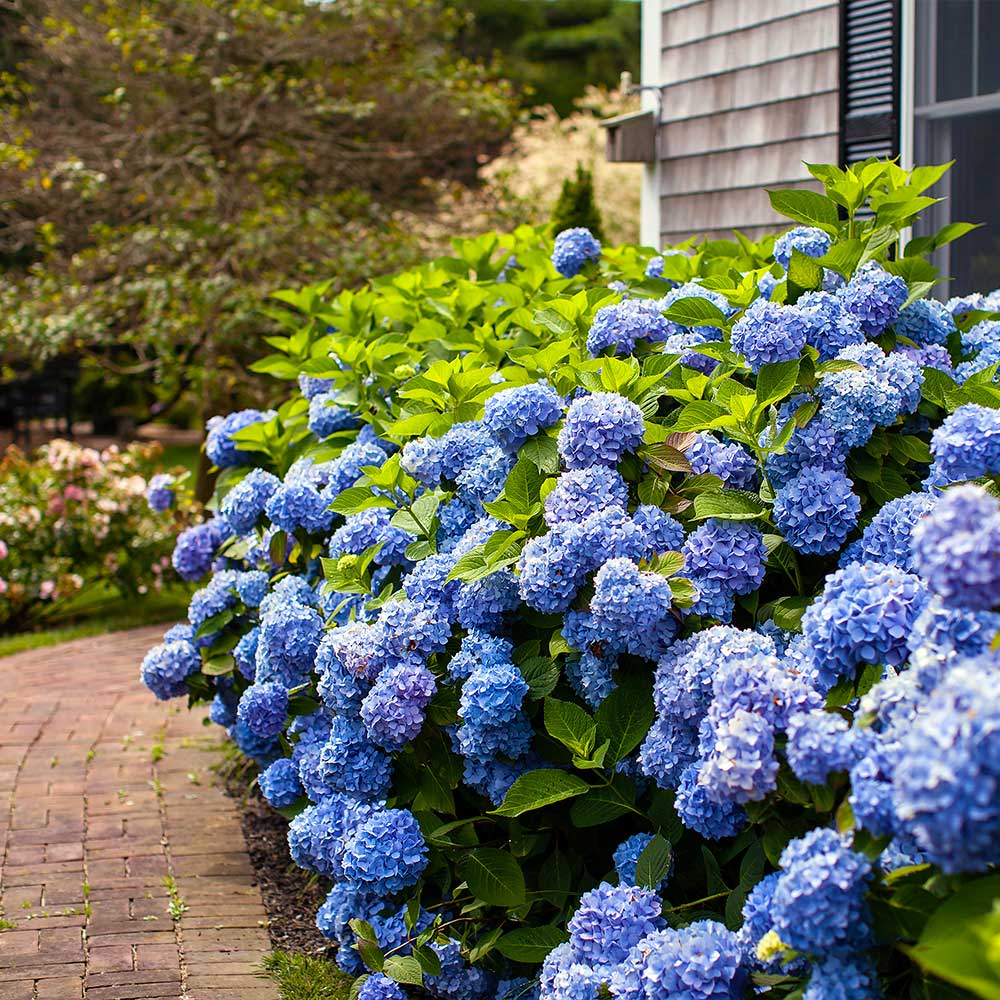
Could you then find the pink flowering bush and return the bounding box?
[0,439,198,631]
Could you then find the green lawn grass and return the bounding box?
[0,584,190,657]
[261,952,353,1000]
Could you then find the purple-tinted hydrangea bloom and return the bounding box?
[586,298,672,357]
[687,433,758,489]
[483,382,564,453]
[544,466,629,527]
[797,290,866,360]
[773,467,860,555]
[360,661,436,751]
[205,409,272,468]
[140,639,200,700]
[557,392,645,470]
[774,225,832,269]
[771,828,873,957]
[552,227,601,277]
[146,473,175,513]
[566,882,665,968]
[730,297,808,372]
[236,682,288,739]
[912,484,1000,611]
[258,757,303,808]
[341,807,428,895]
[926,403,1000,487]
[838,261,907,336]
[172,518,229,581]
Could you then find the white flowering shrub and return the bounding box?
[143,160,1000,1000]
[0,440,197,631]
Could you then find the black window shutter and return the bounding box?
[840,0,901,164]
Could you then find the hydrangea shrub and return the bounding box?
[143,161,1000,1000]
[0,439,197,631]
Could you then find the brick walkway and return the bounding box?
[0,627,279,1000]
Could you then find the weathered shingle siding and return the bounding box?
[656,0,841,246]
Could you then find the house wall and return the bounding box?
[652,0,841,246]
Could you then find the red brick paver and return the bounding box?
[0,628,278,1000]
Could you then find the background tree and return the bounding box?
[0,0,512,425]
[451,0,640,116]
[551,163,605,240]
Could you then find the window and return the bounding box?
[912,0,1000,294]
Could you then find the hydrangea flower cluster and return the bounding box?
[140,207,1000,1000]
[551,227,601,277]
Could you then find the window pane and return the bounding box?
[948,111,1000,294]
[978,0,1000,95]
[936,0,974,101]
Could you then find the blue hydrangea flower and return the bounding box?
[308,391,357,439]
[425,939,496,998]
[258,757,303,808]
[804,957,882,1000]
[288,795,377,879]
[612,833,670,890]
[360,661,436,751]
[146,473,176,513]
[730,297,808,372]
[563,508,648,571]
[774,226,832,269]
[771,828,873,957]
[557,393,645,470]
[402,553,461,618]
[912,484,1000,611]
[619,920,745,1000]
[187,572,238,630]
[298,373,335,399]
[209,686,237,727]
[265,482,336,535]
[517,531,587,614]
[838,261,907,336]
[437,422,495,481]
[543,466,629,527]
[448,630,514,681]
[456,446,515,505]
[785,709,857,785]
[773,467,860,555]
[590,557,676,656]
[341,807,428,894]
[255,601,323,688]
[840,491,936,573]
[895,297,956,346]
[926,403,1000,487]
[552,227,601,277]
[259,574,318,614]
[358,974,407,1000]
[460,660,528,729]
[172,518,229,581]
[236,570,269,607]
[698,709,779,804]
[400,437,443,487]
[229,718,280,764]
[455,570,520,631]
[687,433,758,489]
[318,716,393,800]
[539,943,607,1000]
[632,504,685,556]
[566,882,665,968]
[205,409,272,468]
[330,507,415,566]
[236,682,288,739]
[565,648,618,709]
[763,393,846,487]
[662,327,718,374]
[891,656,1000,872]
[800,561,928,690]
[586,298,672,357]
[674,763,747,838]
[483,382,564,452]
[140,639,200,700]
[233,627,259,680]
[797,290,865,360]
[683,520,766,621]
[817,344,922,450]
[908,598,1000,659]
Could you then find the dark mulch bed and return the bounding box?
[224,768,332,957]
